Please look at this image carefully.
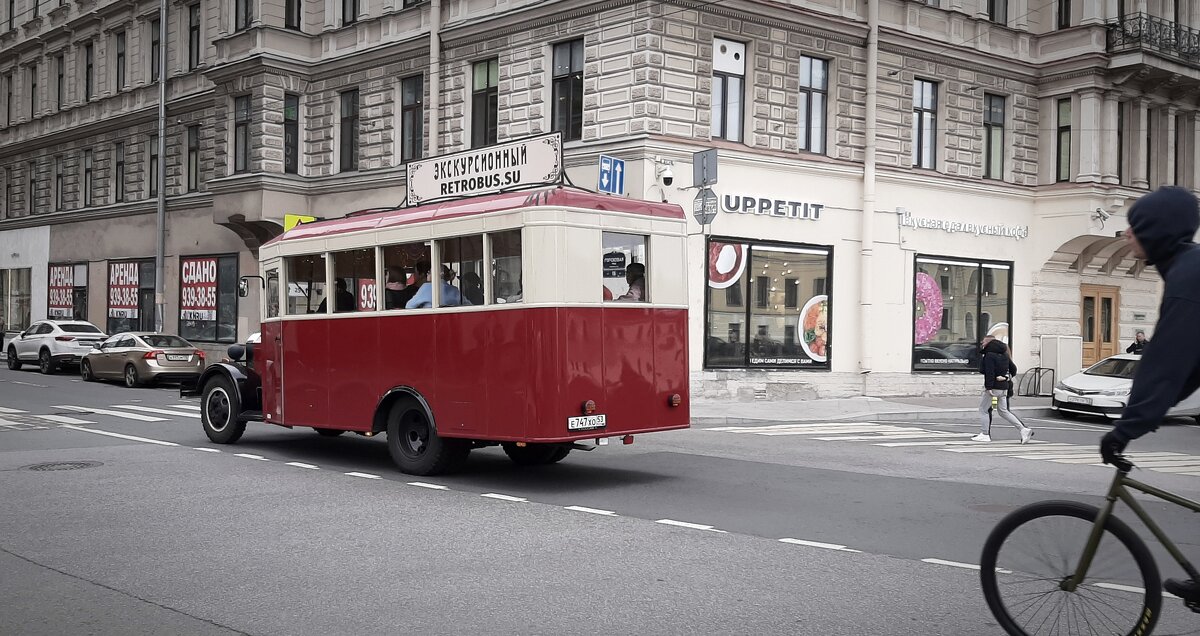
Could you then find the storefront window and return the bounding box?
[107,260,155,334]
[913,256,1011,371]
[48,263,87,321]
[180,255,238,342]
[705,239,831,368]
[0,268,32,333]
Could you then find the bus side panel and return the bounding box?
[281,319,331,427]
[326,316,382,431]
[482,308,534,440]
[559,307,604,432]
[374,314,438,429]
[520,308,563,441]
[433,312,491,436]
[259,321,284,423]
[653,309,690,429]
[600,307,658,431]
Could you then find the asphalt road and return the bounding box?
[2,365,1199,635]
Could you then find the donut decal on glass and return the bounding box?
[708,242,748,289]
[799,294,829,362]
[913,271,944,345]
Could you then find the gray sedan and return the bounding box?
[82,333,206,387]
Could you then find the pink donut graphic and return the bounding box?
[914,272,943,345]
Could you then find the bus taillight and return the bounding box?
[582,400,596,415]
[669,394,682,407]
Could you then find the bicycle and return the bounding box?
[980,453,1200,635]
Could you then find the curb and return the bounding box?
[689,407,1057,427]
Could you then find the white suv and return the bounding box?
[6,320,108,374]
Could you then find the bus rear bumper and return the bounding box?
[447,422,691,445]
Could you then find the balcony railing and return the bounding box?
[1108,12,1200,67]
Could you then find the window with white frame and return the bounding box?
[912,79,937,170]
[1056,98,1071,182]
[83,149,93,206]
[551,40,584,142]
[400,77,422,162]
[471,60,498,148]
[983,94,1005,180]
[234,95,250,174]
[711,38,745,143]
[339,89,359,171]
[798,55,828,154]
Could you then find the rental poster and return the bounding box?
[48,265,74,319]
[180,257,218,321]
[108,261,140,319]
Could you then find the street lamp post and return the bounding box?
[154,0,167,332]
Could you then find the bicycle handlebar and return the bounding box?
[1106,453,1135,473]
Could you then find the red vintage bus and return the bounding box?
[185,187,690,474]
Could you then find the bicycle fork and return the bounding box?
[1063,470,1126,592]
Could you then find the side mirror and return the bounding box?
[226,344,246,362]
[93,343,103,350]
[238,279,249,298]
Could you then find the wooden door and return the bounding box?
[1081,284,1120,367]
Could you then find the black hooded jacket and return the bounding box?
[1113,187,1200,443]
[981,340,1017,390]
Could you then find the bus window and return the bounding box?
[285,254,327,315]
[602,232,647,303]
[381,241,431,309]
[437,235,483,307]
[265,268,280,319]
[331,248,376,312]
[491,230,522,304]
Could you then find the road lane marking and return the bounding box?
[408,482,449,490]
[944,444,1074,453]
[286,462,319,469]
[1093,582,1179,599]
[705,423,869,432]
[564,505,617,516]
[481,493,528,502]
[874,440,989,447]
[655,519,726,533]
[816,432,972,441]
[59,424,178,446]
[109,405,200,418]
[922,558,1011,574]
[10,381,48,388]
[53,405,167,422]
[0,406,27,414]
[345,472,381,480]
[193,447,221,453]
[36,414,96,425]
[778,538,861,553]
[233,453,268,461]
[173,404,202,411]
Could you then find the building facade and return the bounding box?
[1,0,1196,397]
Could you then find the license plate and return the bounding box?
[167,354,190,362]
[568,414,606,431]
[1063,395,1091,405]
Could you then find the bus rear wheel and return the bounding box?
[502,443,571,466]
[385,401,469,475]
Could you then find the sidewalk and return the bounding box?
[690,395,1055,426]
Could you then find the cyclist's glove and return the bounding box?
[1099,430,1127,465]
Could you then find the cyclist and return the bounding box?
[1100,186,1200,603]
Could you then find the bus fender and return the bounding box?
[186,363,259,412]
[373,386,437,435]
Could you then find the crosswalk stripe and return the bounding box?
[0,406,27,414]
[173,404,202,411]
[52,405,167,422]
[1132,459,1200,468]
[816,432,973,441]
[59,424,178,446]
[1047,453,1186,465]
[761,427,919,436]
[109,405,200,418]
[945,444,1072,453]
[874,440,985,447]
[706,422,866,432]
[1008,454,1104,461]
[37,414,97,425]
[1146,466,1200,473]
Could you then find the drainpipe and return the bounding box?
[859,0,879,374]
[426,0,441,159]
[154,0,168,332]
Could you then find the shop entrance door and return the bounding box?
[1081,284,1120,367]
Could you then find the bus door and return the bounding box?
[260,261,285,423]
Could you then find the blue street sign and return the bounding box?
[598,155,625,195]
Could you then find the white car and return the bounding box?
[5,320,108,374]
[1052,353,1200,422]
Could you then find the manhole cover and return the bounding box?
[24,461,103,472]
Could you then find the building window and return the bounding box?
[5,72,12,126]
[3,167,10,219]
[913,79,938,170]
[107,260,156,334]
[983,93,1005,180]
[6,0,12,31]
[798,56,828,154]
[705,239,831,368]
[84,43,94,101]
[339,89,359,171]
[149,135,159,197]
[83,149,93,207]
[400,77,422,162]
[29,0,36,18]
[115,30,126,90]
[1146,109,1155,187]
[0,268,33,332]
[187,125,200,191]
[1057,0,1071,28]
[48,263,88,321]
[188,4,201,70]
[28,63,36,118]
[55,53,64,110]
[342,0,357,25]
[285,0,301,30]
[150,19,161,82]
[54,156,63,211]
[989,0,1007,23]
[179,255,238,343]
[284,94,299,174]
[913,256,1012,372]
[26,161,35,214]
[1117,101,1126,185]
[471,59,498,148]
[235,0,252,31]
[711,38,745,143]
[234,95,250,174]
[551,39,584,142]
[114,142,125,203]
[1056,98,1071,182]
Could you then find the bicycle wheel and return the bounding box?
[980,500,1161,636]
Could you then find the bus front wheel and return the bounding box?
[385,401,469,475]
[503,443,571,466]
[201,376,247,444]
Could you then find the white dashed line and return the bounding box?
[0,406,27,414]
[286,462,320,470]
[778,538,861,553]
[109,405,201,419]
[11,381,48,388]
[53,405,167,422]
[173,404,202,411]
[59,424,179,446]
[1093,582,1180,599]
[481,493,528,502]
[408,482,449,490]
[922,558,1011,574]
[193,447,221,453]
[38,414,96,425]
[345,472,381,480]
[655,519,726,533]
[233,453,269,461]
[564,505,618,516]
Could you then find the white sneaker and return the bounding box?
[1020,427,1035,445]
[971,433,992,442]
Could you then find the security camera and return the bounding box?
[1095,208,1111,222]
[659,167,674,187]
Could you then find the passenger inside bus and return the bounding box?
[461,272,484,306]
[395,260,429,308]
[384,266,407,309]
[405,264,471,308]
[615,263,646,302]
[316,278,356,313]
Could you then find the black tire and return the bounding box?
[384,400,468,475]
[1057,409,1079,419]
[314,428,346,437]
[201,376,246,444]
[38,349,56,375]
[6,347,21,370]
[123,364,141,388]
[980,500,1161,636]
[502,443,571,466]
[81,360,96,382]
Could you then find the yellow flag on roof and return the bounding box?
[283,214,317,232]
